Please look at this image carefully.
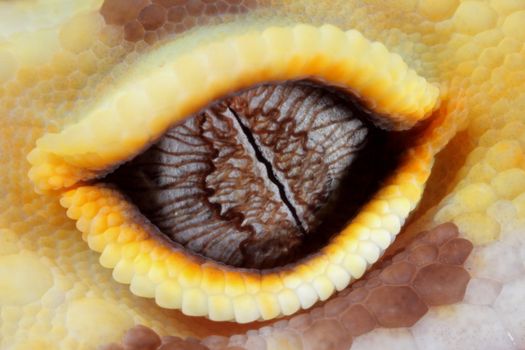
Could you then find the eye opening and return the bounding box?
[28,24,442,323]
[106,79,429,271]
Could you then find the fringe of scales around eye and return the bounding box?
[33,24,444,322]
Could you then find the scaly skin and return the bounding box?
[1,0,525,349]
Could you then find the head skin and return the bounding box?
[1,0,525,349]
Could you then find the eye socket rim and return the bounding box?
[27,23,440,193]
[28,23,445,323]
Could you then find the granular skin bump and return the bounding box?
[340,304,376,337]
[100,0,150,26]
[100,0,263,42]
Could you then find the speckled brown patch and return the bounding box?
[103,223,473,350]
[122,324,162,350]
[367,285,428,327]
[340,304,376,337]
[98,343,124,350]
[100,0,150,26]
[413,264,471,306]
[100,0,264,43]
[302,319,353,350]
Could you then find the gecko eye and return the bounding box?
[28,24,441,323]
[106,81,405,269]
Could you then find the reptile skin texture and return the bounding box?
[1,0,525,349]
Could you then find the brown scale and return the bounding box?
[108,82,373,269]
[103,223,474,350]
[100,0,264,43]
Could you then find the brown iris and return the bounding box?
[107,81,408,269]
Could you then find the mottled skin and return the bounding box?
[1,0,525,349]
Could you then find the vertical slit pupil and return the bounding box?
[107,81,404,269]
[228,106,307,235]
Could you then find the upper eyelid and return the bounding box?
[27,23,440,193]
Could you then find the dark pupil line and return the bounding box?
[227,106,308,235]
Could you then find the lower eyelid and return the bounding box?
[58,139,433,322]
[106,223,474,350]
